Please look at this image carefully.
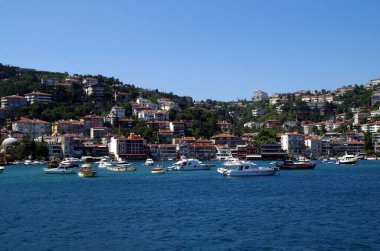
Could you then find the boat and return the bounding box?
[97,156,116,168]
[0,166,4,174]
[366,157,378,160]
[275,158,316,170]
[24,160,32,165]
[336,152,358,165]
[145,158,154,166]
[78,163,96,177]
[61,157,81,167]
[48,157,60,169]
[44,164,75,174]
[170,158,212,171]
[222,157,241,166]
[151,164,165,174]
[218,161,279,177]
[215,145,232,160]
[108,165,137,172]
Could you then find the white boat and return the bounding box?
[151,165,165,174]
[108,164,137,172]
[366,157,377,160]
[24,160,32,165]
[337,152,358,165]
[145,158,154,166]
[170,158,212,171]
[44,164,75,174]
[0,166,4,174]
[218,161,279,177]
[97,156,116,168]
[215,145,232,160]
[61,157,82,167]
[222,157,241,166]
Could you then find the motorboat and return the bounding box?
[78,163,96,177]
[275,158,316,170]
[0,166,4,174]
[97,156,116,168]
[61,157,81,167]
[170,158,212,171]
[218,161,279,177]
[44,164,75,174]
[222,157,241,166]
[24,160,32,165]
[107,164,137,172]
[151,165,165,174]
[336,152,358,165]
[145,158,154,166]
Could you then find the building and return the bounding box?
[189,143,216,160]
[169,121,186,136]
[217,120,232,133]
[12,117,50,140]
[253,90,269,102]
[371,91,380,105]
[109,133,147,160]
[353,112,369,125]
[305,137,322,157]
[149,144,177,160]
[252,108,266,117]
[1,95,27,108]
[51,120,85,134]
[90,127,109,139]
[210,133,241,148]
[260,144,287,160]
[345,141,365,154]
[105,106,126,125]
[281,133,305,156]
[41,78,58,85]
[24,92,52,104]
[61,134,84,158]
[82,77,99,86]
[81,115,104,130]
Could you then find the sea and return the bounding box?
[1,160,380,251]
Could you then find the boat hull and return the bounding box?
[172,166,212,171]
[217,167,278,176]
[337,160,358,165]
[44,168,75,174]
[276,163,316,170]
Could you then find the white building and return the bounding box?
[253,90,269,102]
[25,92,52,104]
[305,137,322,157]
[12,117,50,140]
[281,133,305,156]
[252,108,266,117]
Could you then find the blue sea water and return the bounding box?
[1,160,380,250]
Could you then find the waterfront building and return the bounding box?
[109,133,147,160]
[260,143,287,160]
[305,137,322,157]
[148,144,177,160]
[211,133,241,148]
[61,134,83,158]
[281,132,305,156]
[345,141,365,154]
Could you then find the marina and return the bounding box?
[1,160,380,249]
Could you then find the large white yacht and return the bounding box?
[170,158,212,171]
[215,145,232,160]
[336,152,358,165]
[44,164,75,174]
[218,161,279,177]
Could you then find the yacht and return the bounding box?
[24,160,32,165]
[215,145,232,160]
[218,161,278,177]
[0,166,4,174]
[275,158,316,170]
[145,158,154,166]
[97,156,116,168]
[61,157,82,167]
[222,157,241,166]
[44,164,75,174]
[170,158,212,171]
[336,152,358,165]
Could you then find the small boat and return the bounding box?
[366,157,377,160]
[78,163,96,177]
[170,158,212,171]
[218,161,278,177]
[108,165,137,172]
[61,157,81,167]
[276,158,316,170]
[0,166,4,174]
[145,158,154,166]
[24,160,32,165]
[97,156,116,168]
[336,152,358,165]
[151,165,165,174]
[44,164,75,174]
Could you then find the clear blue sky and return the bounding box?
[1,0,380,101]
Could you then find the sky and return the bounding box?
[1,0,380,101]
